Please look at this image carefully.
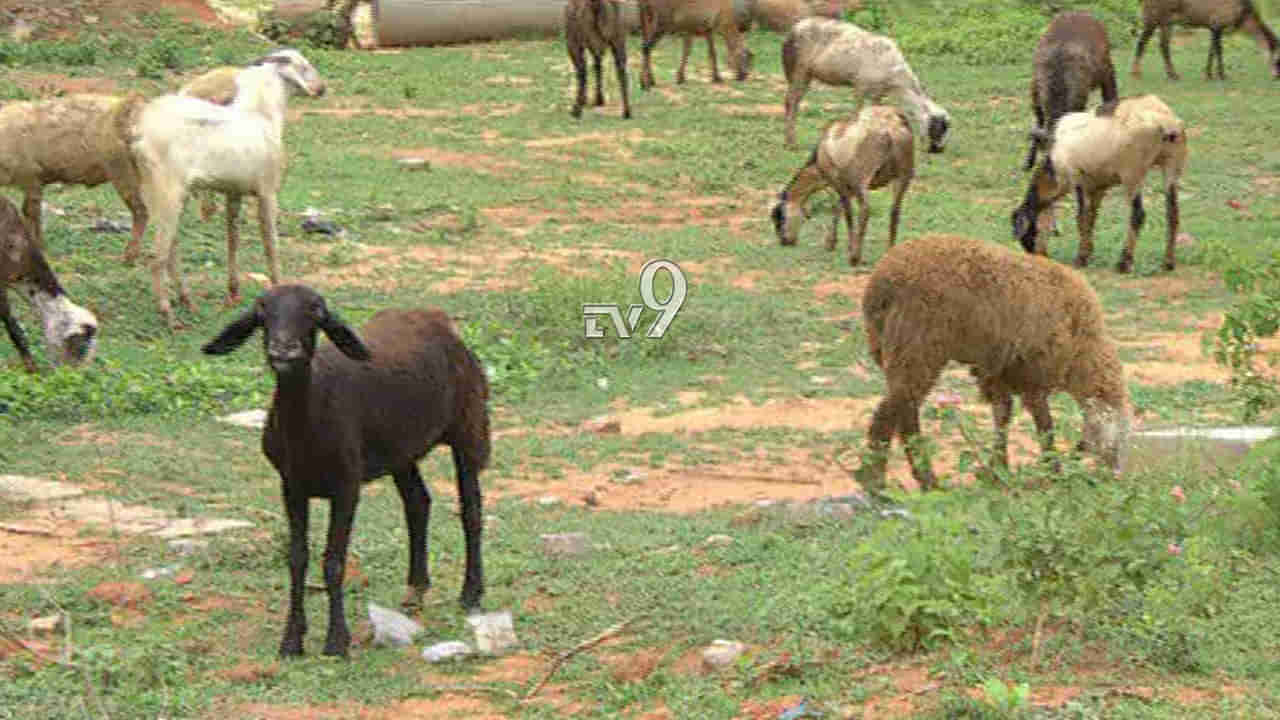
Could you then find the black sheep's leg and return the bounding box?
[0,292,36,372]
[279,484,310,658]
[453,445,485,610]
[393,465,432,609]
[321,482,360,657]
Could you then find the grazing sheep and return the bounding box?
[1011,94,1188,273]
[1024,12,1118,171]
[770,105,914,265]
[1132,0,1280,80]
[565,0,632,119]
[0,196,98,372]
[0,92,148,263]
[132,49,326,328]
[638,0,755,89]
[782,18,949,152]
[857,234,1129,492]
[202,285,490,658]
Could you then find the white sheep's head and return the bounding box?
[26,287,99,367]
[253,48,327,98]
[1078,398,1130,474]
[202,285,371,378]
[770,193,807,247]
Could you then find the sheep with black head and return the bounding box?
[202,285,490,658]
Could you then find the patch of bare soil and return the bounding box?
[523,128,654,150]
[851,663,940,718]
[7,71,120,95]
[8,0,226,38]
[297,104,525,121]
[391,147,525,176]
[716,103,786,117]
[0,531,113,584]
[229,696,506,720]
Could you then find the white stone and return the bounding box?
[540,532,590,555]
[148,517,253,539]
[701,639,747,670]
[702,534,734,548]
[218,409,268,429]
[537,495,562,507]
[467,610,518,655]
[29,614,63,634]
[422,641,472,662]
[368,602,422,648]
[0,475,84,501]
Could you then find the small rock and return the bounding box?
[140,564,179,580]
[466,610,518,655]
[596,377,610,390]
[301,217,342,235]
[583,415,621,434]
[611,468,645,485]
[753,499,781,508]
[368,602,423,648]
[218,409,267,429]
[809,375,834,385]
[396,157,430,171]
[423,641,472,662]
[702,534,734,548]
[89,218,129,233]
[701,639,747,671]
[29,614,63,634]
[167,538,208,556]
[537,495,562,507]
[540,532,590,556]
[879,508,911,520]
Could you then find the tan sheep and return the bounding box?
[1132,0,1280,80]
[0,92,148,262]
[638,0,755,89]
[770,105,913,266]
[856,234,1129,493]
[1012,94,1188,273]
[782,18,949,152]
[565,0,632,119]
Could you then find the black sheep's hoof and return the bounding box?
[322,635,351,658]
[1115,258,1134,273]
[1163,260,1176,272]
[279,640,304,658]
[570,106,582,119]
[622,110,632,120]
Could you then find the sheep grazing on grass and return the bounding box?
[0,92,148,263]
[1132,0,1280,80]
[856,235,1129,493]
[771,105,914,266]
[782,18,949,151]
[132,49,326,329]
[202,285,491,658]
[565,0,632,119]
[1012,94,1188,273]
[0,197,98,372]
[1024,11,1118,172]
[638,0,755,89]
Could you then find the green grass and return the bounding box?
[2,3,1280,718]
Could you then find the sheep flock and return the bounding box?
[15,0,1280,661]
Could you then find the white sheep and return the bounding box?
[131,48,327,328]
[781,17,949,152]
[0,92,147,261]
[770,105,914,266]
[1011,94,1188,273]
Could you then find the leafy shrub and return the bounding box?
[1207,244,1280,420]
[259,9,349,50]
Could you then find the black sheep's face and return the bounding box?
[1011,206,1037,253]
[258,287,326,375]
[926,114,949,153]
[770,197,803,246]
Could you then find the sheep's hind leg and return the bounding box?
[591,47,606,106]
[1206,29,1224,80]
[0,293,37,373]
[392,465,432,610]
[1023,391,1061,474]
[142,181,185,328]
[1158,24,1179,80]
[225,194,243,305]
[1163,183,1179,271]
[569,35,589,117]
[976,375,1013,475]
[1131,24,1157,78]
[115,183,148,266]
[452,445,485,610]
[783,75,811,148]
[279,488,310,657]
[321,486,360,657]
[257,193,283,287]
[1074,187,1103,268]
[704,34,721,83]
[611,39,632,119]
[1116,191,1144,273]
[847,188,868,266]
[887,176,910,249]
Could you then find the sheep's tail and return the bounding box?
[782,31,798,83]
[109,91,147,146]
[460,343,492,471]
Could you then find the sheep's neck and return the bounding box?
[231,73,288,141]
[273,369,315,472]
[780,162,826,207]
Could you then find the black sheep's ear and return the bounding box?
[202,309,261,355]
[319,313,372,362]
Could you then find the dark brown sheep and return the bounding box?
[565,0,632,119]
[856,235,1129,493]
[0,196,98,372]
[1132,0,1280,80]
[1024,12,1118,171]
[202,285,491,658]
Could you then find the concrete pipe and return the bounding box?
[372,0,755,47]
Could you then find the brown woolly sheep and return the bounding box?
[1132,0,1280,80]
[638,0,755,89]
[565,0,632,119]
[782,18,949,152]
[1024,12,1118,171]
[856,235,1129,493]
[0,93,148,263]
[770,105,914,266]
[202,285,491,658]
[1012,94,1188,273]
[1,196,98,372]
